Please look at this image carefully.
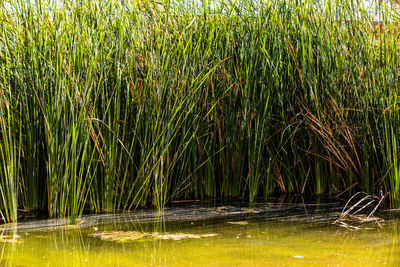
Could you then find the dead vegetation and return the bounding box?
[90,231,218,242]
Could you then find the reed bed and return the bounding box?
[0,0,399,223]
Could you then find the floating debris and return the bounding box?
[333,192,385,230]
[347,214,384,223]
[213,206,235,213]
[91,231,147,242]
[90,231,218,242]
[334,193,384,224]
[293,255,304,258]
[153,233,217,241]
[240,208,261,214]
[0,235,22,243]
[227,221,249,225]
[337,222,362,231]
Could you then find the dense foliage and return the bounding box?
[0,0,399,223]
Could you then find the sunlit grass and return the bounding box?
[0,0,399,223]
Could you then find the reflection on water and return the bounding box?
[0,199,399,266]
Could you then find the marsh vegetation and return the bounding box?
[0,0,400,224]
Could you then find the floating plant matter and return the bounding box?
[227,221,249,225]
[90,231,218,242]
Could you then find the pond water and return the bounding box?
[0,198,399,266]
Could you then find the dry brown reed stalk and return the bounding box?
[370,21,399,35]
[274,162,286,193]
[301,102,361,181]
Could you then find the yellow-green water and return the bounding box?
[0,202,399,266]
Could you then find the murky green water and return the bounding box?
[0,200,399,266]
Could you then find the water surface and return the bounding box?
[0,199,399,266]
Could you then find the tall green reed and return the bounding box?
[0,0,399,223]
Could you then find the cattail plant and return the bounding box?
[0,0,399,223]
